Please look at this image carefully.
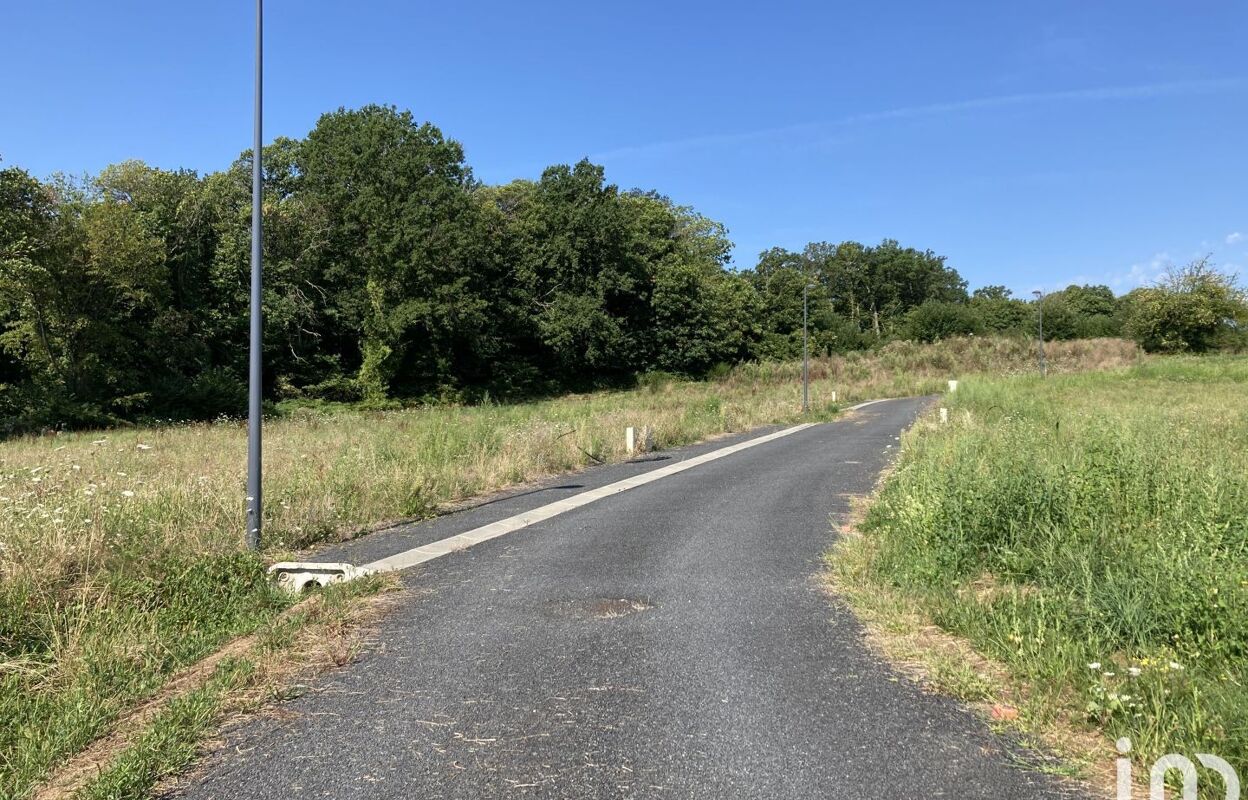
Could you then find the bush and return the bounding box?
[903,301,985,342]
[1123,259,1247,352]
[635,370,679,393]
[147,368,248,422]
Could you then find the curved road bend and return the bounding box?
[168,397,1083,799]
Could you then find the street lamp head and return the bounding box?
[1032,290,1042,299]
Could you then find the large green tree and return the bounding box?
[295,105,495,399]
[495,161,655,381]
[747,238,967,344]
[1124,259,1246,352]
[970,285,1030,333]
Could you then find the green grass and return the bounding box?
[76,658,255,800]
[0,337,1139,798]
[72,574,388,800]
[0,554,293,799]
[837,354,1248,776]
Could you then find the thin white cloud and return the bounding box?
[1053,252,1174,294]
[1227,232,1244,245]
[591,78,1245,162]
[1117,255,1172,290]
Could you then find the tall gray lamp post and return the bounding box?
[1032,289,1046,378]
[802,283,814,412]
[246,0,264,550]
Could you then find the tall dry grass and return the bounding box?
[1,338,1138,583]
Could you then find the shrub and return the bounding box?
[1123,259,1247,352]
[903,301,985,342]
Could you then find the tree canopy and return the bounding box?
[2,105,1244,433]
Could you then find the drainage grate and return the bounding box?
[268,561,372,593]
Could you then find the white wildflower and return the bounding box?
[136,444,152,451]
[1088,662,1102,671]
[121,490,135,498]
[1128,667,1142,678]
[1169,661,1184,671]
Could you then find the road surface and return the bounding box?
[168,398,1082,799]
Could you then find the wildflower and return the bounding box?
[1088,662,1102,671]
[136,444,152,451]
[1168,661,1183,671]
[121,490,135,498]
[1103,671,1115,677]
[1128,667,1142,678]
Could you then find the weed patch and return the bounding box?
[834,354,1248,786]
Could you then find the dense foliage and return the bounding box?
[2,105,1244,432]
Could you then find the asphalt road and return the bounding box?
[169,398,1083,799]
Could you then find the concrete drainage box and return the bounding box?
[268,561,370,592]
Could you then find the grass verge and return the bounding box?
[37,574,395,800]
[0,336,1138,798]
[830,354,1248,795]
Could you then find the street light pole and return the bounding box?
[1032,290,1046,378]
[802,283,811,413]
[246,0,264,550]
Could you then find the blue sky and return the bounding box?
[3,1,1246,295]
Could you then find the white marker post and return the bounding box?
[626,426,636,455]
[940,407,948,424]
[948,380,958,393]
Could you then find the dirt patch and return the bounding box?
[545,597,654,620]
[588,598,653,619]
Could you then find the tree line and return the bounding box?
[2,105,1244,433]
